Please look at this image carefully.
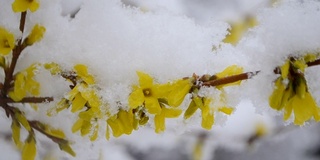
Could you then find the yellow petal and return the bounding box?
[201,113,214,130]
[12,0,39,13]
[283,98,293,121]
[184,100,199,119]
[137,71,153,88]
[44,62,62,75]
[71,93,87,112]
[145,97,161,114]
[59,143,76,157]
[11,120,23,149]
[107,118,124,137]
[118,110,133,135]
[71,119,83,133]
[105,125,110,140]
[280,84,294,111]
[296,78,306,99]
[163,107,182,118]
[15,112,31,131]
[128,88,144,109]
[292,95,313,125]
[167,79,192,107]
[90,124,99,141]
[218,107,234,115]
[223,21,246,45]
[154,111,166,133]
[304,53,317,63]
[0,27,15,55]
[45,127,66,139]
[293,59,307,73]
[29,0,40,12]
[22,135,37,160]
[280,60,290,79]
[26,24,46,45]
[74,64,95,84]
[269,78,286,110]
[80,120,92,136]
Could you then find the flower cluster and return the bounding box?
[128,71,193,133]
[269,54,320,125]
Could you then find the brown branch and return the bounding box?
[29,120,69,144]
[2,12,27,96]
[0,97,53,103]
[19,12,27,33]
[202,71,260,87]
[306,58,320,67]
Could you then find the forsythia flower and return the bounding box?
[154,106,182,133]
[0,27,15,55]
[163,79,193,107]
[8,64,40,101]
[128,71,163,114]
[74,64,95,84]
[106,109,135,137]
[26,24,46,45]
[223,16,258,45]
[12,0,39,13]
[184,95,233,130]
[269,56,320,125]
[22,135,37,160]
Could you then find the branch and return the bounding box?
[202,71,260,87]
[29,120,69,144]
[0,97,53,103]
[2,12,27,96]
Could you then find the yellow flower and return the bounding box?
[74,64,95,85]
[22,135,37,160]
[223,16,258,45]
[8,64,40,101]
[106,109,134,137]
[0,27,15,55]
[184,95,233,130]
[44,62,62,75]
[269,56,320,125]
[25,24,46,45]
[128,71,162,114]
[165,79,192,107]
[283,92,320,125]
[12,0,40,13]
[154,106,182,133]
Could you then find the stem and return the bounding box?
[0,97,53,103]
[202,71,260,87]
[19,12,27,33]
[29,120,69,144]
[2,12,27,96]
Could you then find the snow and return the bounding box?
[0,0,320,159]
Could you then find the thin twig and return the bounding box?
[29,120,69,144]
[202,71,260,87]
[2,12,27,96]
[0,97,53,103]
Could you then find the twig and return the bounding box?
[29,120,69,144]
[202,71,260,87]
[2,12,27,96]
[0,97,53,103]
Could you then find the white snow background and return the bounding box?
[1,0,320,159]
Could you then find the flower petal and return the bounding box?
[145,97,161,114]
[128,88,144,109]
